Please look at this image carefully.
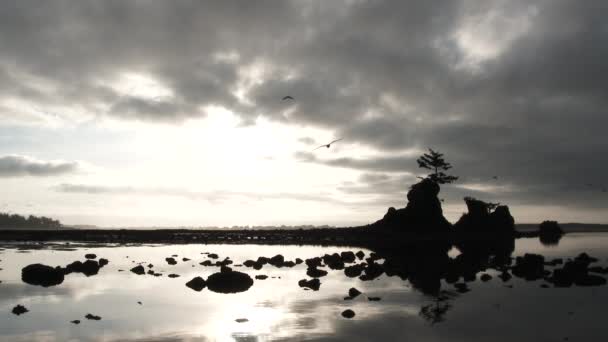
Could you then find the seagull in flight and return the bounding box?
[313,138,343,151]
[282,96,294,101]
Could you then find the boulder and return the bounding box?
[348,287,362,298]
[12,305,28,315]
[206,271,253,294]
[185,276,207,291]
[22,264,65,287]
[130,265,146,275]
[371,179,451,233]
[298,278,321,291]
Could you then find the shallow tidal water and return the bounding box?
[1,234,608,342]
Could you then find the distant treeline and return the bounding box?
[0,212,62,229]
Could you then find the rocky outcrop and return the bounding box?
[22,264,65,287]
[371,179,451,233]
[454,197,515,234]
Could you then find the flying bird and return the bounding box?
[282,96,294,101]
[313,138,343,151]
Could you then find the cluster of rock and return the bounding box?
[372,178,516,236]
[185,267,254,294]
[21,255,109,287]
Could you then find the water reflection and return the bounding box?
[1,234,608,341]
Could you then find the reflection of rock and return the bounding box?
[206,270,253,294]
[130,265,146,275]
[185,276,207,291]
[341,309,355,319]
[539,220,564,246]
[372,179,451,233]
[549,253,607,287]
[22,264,65,287]
[12,304,28,315]
[298,278,320,291]
[306,267,328,278]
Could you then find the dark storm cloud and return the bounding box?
[2,0,608,211]
[0,155,79,177]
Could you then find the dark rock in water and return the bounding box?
[371,179,451,233]
[340,251,356,263]
[185,276,207,291]
[22,264,65,287]
[71,320,80,324]
[200,260,213,267]
[359,262,384,281]
[269,254,285,267]
[341,309,355,319]
[85,313,101,321]
[98,258,109,267]
[147,264,154,268]
[298,278,320,291]
[12,305,28,315]
[344,264,364,278]
[147,270,154,275]
[306,267,328,278]
[130,265,146,275]
[168,274,180,278]
[235,318,248,323]
[255,275,268,280]
[355,251,365,260]
[368,297,381,301]
[480,273,492,282]
[182,258,190,262]
[295,258,303,265]
[512,254,545,281]
[208,253,219,259]
[323,253,345,270]
[348,287,362,298]
[137,301,142,305]
[539,221,564,245]
[85,254,97,259]
[153,273,162,277]
[575,274,607,287]
[220,265,233,273]
[454,197,514,234]
[305,257,322,268]
[165,257,177,265]
[282,261,296,268]
[80,260,101,277]
[206,271,253,294]
[588,266,608,274]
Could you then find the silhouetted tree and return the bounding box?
[0,212,62,229]
[417,149,458,184]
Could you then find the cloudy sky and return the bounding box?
[1,0,607,227]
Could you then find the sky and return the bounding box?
[1,0,607,227]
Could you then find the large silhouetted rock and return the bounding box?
[454,197,514,234]
[22,264,65,287]
[206,270,253,294]
[371,179,451,233]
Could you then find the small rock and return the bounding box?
[165,257,177,265]
[12,305,28,315]
[168,274,180,278]
[208,253,219,259]
[85,313,101,321]
[341,309,355,319]
[235,318,249,323]
[480,273,492,282]
[71,320,80,324]
[298,278,321,291]
[182,258,191,262]
[255,275,268,280]
[368,297,381,301]
[130,265,146,275]
[85,254,97,259]
[186,276,207,292]
[348,287,362,298]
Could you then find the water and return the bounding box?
[1,234,608,341]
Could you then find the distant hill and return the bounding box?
[517,223,608,233]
